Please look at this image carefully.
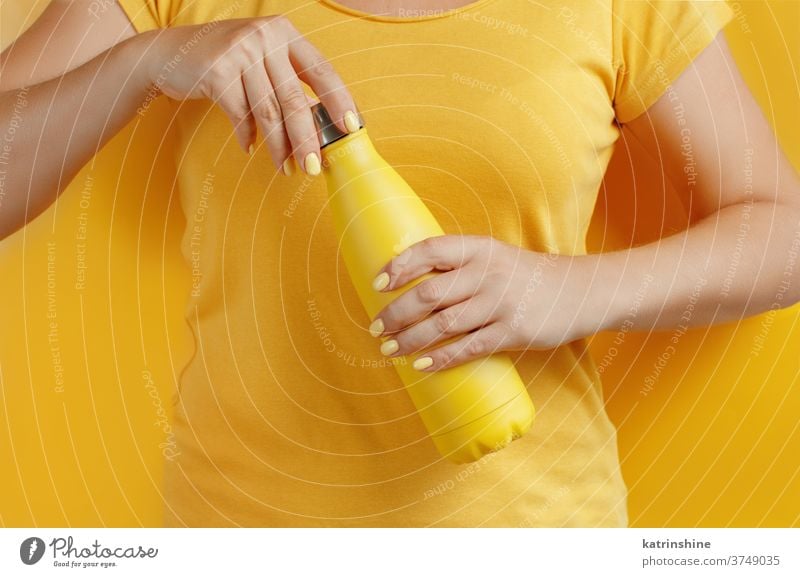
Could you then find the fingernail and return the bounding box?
[248,144,255,156]
[344,110,360,133]
[413,356,433,371]
[380,339,399,356]
[368,318,384,338]
[372,272,390,291]
[304,152,321,176]
[282,157,294,176]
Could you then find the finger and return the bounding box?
[375,235,488,292]
[410,322,511,372]
[287,34,358,134]
[213,78,257,153]
[387,294,500,357]
[242,63,292,173]
[373,268,482,335]
[264,52,321,174]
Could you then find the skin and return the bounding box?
[372,34,800,371]
[2,1,799,373]
[0,1,357,238]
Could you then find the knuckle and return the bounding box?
[280,86,308,114]
[233,24,263,48]
[198,56,219,78]
[205,64,227,87]
[494,322,512,342]
[267,14,292,32]
[203,80,220,103]
[466,338,485,357]
[485,270,509,291]
[256,94,282,124]
[436,348,452,368]
[251,18,273,33]
[207,71,238,100]
[225,104,250,126]
[417,280,442,304]
[230,110,249,126]
[225,31,254,57]
[420,236,441,253]
[216,33,237,54]
[238,43,262,64]
[226,94,249,119]
[391,247,412,269]
[308,56,336,79]
[434,308,455,334]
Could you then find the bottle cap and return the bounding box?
[310,102,364,148]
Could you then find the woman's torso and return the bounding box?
[164,0,628,527]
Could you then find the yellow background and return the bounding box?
[1,1,798,527]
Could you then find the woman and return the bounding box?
[1,0,798,527]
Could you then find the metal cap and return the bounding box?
[310,102,364,148]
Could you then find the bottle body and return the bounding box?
[321,129,534,463]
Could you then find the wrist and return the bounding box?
[569,252,623,338]
[586,251,656,336]
[121,30,167,100]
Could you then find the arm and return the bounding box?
[594,34,800,333]
[364,34,800,372]
[0,2,357,240]
[0,0,142,239]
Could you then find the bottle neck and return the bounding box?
[320,128,385,175]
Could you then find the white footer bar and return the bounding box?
[1,528,797,575]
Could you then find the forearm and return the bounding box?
[0,31,158,239]
[587,200,800,335]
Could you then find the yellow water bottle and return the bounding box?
[312,103,534,463]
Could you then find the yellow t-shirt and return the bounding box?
[116,0,732,526]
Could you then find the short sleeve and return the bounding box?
[116,0,172,32]
[612,0,734,123]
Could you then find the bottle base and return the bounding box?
[430,391,535,465]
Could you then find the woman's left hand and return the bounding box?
[369,234,602,371]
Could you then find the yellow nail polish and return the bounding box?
[304,152,321,176]
[282,157,294,176]
[369,318,384,338]
[248,144,255,156]
[344,110,360,133]
[372,272,390,291]
[380,339,399,356]
[413,356,433,371]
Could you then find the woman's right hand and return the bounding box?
[145,16,358,175]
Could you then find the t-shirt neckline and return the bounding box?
[317,0,499,23]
